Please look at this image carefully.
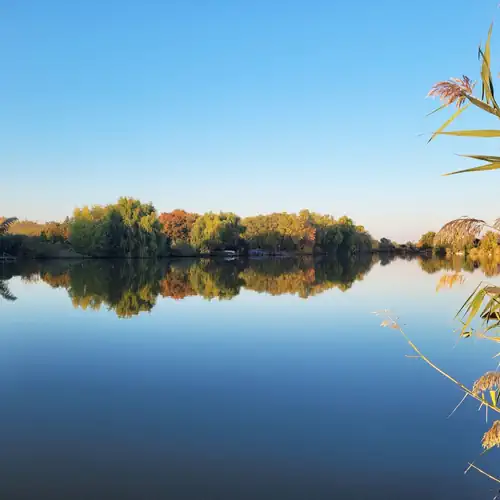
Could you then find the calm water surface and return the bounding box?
[1,256,500,499]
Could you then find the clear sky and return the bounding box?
[1,0,499,241]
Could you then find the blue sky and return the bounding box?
[1,0,499,241]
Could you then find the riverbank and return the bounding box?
[2,246,434,261]
[1,232,434,261]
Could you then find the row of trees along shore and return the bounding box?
[1,198,380,258]
[4,198,490,260]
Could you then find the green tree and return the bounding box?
[190,212,243,252]
[417,231,436,249]
[378,238,394,252]
[69,198,168,258]
[241,211,370,256]
[479,231,498,253]
[40,221,69,243]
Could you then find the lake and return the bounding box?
[1,255,500,499]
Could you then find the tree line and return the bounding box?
[8,197,492,261]
[1,198,375,258]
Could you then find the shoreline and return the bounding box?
[2,248,432,262]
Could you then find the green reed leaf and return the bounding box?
[444,162,500,176]
[429,104,470,143]
[479,24,498,109]
[427,104,448,117]
[456,283,483,318]
[465,94,500,117]
[459,154,500,162]
[461,288,488,334]
[437,130,500,137]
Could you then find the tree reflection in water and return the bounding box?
[3,253,500,317]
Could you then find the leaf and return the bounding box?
[479,24,498,109]
[490,390,497,407]
[480,47,497,107]
[461,288,488,334]
[465,94,500,118]
[428,104,470,143]
[437,129,500,137]
[459,154,500,162]
[456,283,483,318]
[426,103,448,116]
[444,162,500,176]
[480,293,500,333]
[485,321,500,333]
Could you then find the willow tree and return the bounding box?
[69,198,168,258]
[190,212,243,253]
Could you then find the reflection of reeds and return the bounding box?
[0,217,18,235]
[436,273,465,292]
[0,280,16,301]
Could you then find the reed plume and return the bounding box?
[435,217,486,246]
[427,76,475,108]
[0,217,18,235]
[482,421,500,450]
[473,372,500,396]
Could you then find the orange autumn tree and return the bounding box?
[159,209,199,244]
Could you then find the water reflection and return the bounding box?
[1,254,372,318]
[4,253,500,318]
[3,253,500,499]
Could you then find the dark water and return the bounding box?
[1,255,500,499]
